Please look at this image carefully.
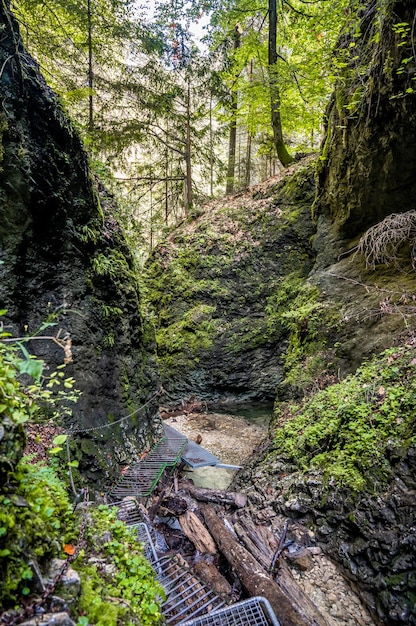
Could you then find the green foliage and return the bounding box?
[0,459,74,606]
[272,345,416,491]
[75,505,163,626]
[0,321,80,424]
[92,250,135,283]
[212,0,349,154]
[264,275,339,390]
[0,322,162,623]
[156,303,218,373]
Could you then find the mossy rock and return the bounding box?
[145,160,317,403]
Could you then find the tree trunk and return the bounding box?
[184,78,193,213]
[209,94,214,197]
[179,510,218,555]
[181,481,247,508]
[87,0,94,137]
[226,24,241,195]
[193,560,234,599]
[268,0,293,167]
[202,506,313,626]
[244,60,254,188]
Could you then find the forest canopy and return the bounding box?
[11,0,351,248]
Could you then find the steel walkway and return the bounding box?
[132,518,280,625]
[108,428,280,624]
[108,423,242,502]
[108,427,187,500]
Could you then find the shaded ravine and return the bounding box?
[161,406,375,626]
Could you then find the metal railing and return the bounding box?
[108,428,188,500]
[179,597,280,626]
[107,432,281,626]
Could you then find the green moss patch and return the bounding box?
[272,343,416,491]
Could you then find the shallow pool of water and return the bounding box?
[213,403,274,427]
[165,406,271,489]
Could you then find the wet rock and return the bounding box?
[234,445,416,625]
[20,612,75,626]
[146,162,316,404]
[0,3,161,488]
[286,548,313,571]
[44,560,80,602]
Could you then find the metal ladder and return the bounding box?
[108,429,187,500]
[134,519,280,626]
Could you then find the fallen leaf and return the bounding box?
[63,544,76,555]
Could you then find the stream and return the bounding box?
[164,404,273,489]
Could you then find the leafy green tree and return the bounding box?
[208,0,349,171]
[268,0,293,165]
[11,0,163,150]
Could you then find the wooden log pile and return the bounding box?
[142,477,330,626]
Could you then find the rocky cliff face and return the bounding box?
[0,4,161,485]
[313,0,416,268]
[146,161,316,405]
[145,2,416,622]
[233,342,416,625]
[146,155,416,406]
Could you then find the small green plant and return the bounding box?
[0,459,75,606]
[264,276,339,390]
[92,250,135,283]
[0,316,162,623]
[74,505,163,626]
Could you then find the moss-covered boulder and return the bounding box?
[0,5,161,484]
[145,159,316,404]
[233,343,416,624]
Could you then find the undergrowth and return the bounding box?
[0,459,74,606]
[74,506,163,626]
[0,319,162,624]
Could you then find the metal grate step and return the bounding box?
[136,522,159,565]
[113,512,280,626]
[109,498,144,525]
[155,554,227,625]
[108,429,188,500]
[179,596,280,626]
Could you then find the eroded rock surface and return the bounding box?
[0,6,161,483]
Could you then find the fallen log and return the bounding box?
[192,560,234,599]
[234,514,276,563]
[202,506,329,626]
[233,521,271,570]
[179,510,217,555]
[274,559,332,626]
[181,481,247,508]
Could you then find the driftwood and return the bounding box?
[274,559,331,626]
[203,506,329,626]
[193,560,234,599]
[233,514,277,568]
[233,515,330,626]
[233,521,271,570]
[270,520,289,573]
[181,481,247,508]
[178,511,217,555]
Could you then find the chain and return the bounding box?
[64,388,162,435]
[0,491,89,626]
